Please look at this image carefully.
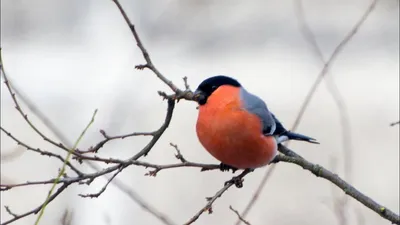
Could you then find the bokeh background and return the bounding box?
[1,0,399,225]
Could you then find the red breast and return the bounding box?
[196,85,277,169]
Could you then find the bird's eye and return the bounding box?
[211,85,217,90]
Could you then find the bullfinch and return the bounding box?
[193,75,319,171]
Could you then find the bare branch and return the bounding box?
[170,143,187,163]
[79,166,123,198]
[4,206,18,218]
[0,83,180,224]
[183,169,253,225]
[111,0,194,101]
[229,205,251,225]
[233,165,275,225]
[182,76,190,90]
[2,183,71,225]
[0,66,69,153]
[272,146,400,224]
[77,129,155,154]
[0,160,219,190]
[390,121,400,126]
[0,127,83,176]
[130,99,176,160]
[34,109,98,225]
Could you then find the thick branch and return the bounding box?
[274,146,400,224]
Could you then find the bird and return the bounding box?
[193,75,319,171]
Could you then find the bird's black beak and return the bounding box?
[193,89,207,105]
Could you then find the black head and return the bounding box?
[193,75,241,105]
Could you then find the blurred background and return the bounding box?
[1,0,399,225]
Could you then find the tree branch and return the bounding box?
[34,109,97,225]
[183,169,253,225]
[78,166,123,198]
[273,146,400,224]
[0,89,182,224]
[0,65,69,153]
[2,183,71,225]
[1,1,397,225]
[390,121,400,126]
[111,0,194,101]
[0,127,83,176]
[229,205,251,225]
[0,52,178,225]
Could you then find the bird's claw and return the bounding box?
[224,175,244,188]
[219,163,238,173]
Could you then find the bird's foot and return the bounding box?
[224,175,244,188]
[224,168,255,188]
[219,163,238,173]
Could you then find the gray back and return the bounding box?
[239,87,276,135]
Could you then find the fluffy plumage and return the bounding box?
[194,75,318,169]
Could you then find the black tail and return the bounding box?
[271,113,319,144]
[285,131,319,144]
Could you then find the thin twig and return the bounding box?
[170,143,187,163]
[0,159,219,190]
[111,0,194,101]
[79,166,123,198]
[0,127,83,176]
[229,206,251,225]
[77,129,155,154]
[2,183,71,225]
[390,121,400,126]
[183,169,253,225]
[4,206,17,218]
[233,165,275,225]
[0,61,69,153]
